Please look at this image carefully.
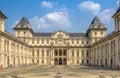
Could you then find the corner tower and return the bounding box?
[13,17,34,43]
[87,16,107,44]
[0,11,7,32]
[112,6,120,32]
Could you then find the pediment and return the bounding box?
[51,30,69,38]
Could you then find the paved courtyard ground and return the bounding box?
[0,65,120,78]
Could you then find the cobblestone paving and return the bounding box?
[0,65,120,78]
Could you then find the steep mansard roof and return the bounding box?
[13,16,106,37]
[112,6,120,18]
[89,16,107,30]
[13,17,33,32]
[91,16,103,25]
[0,10,7,19]
[33,32,87,37]
[33,33,52,37]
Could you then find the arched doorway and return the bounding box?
[7,56,10,67]
[110,57,113,68]
[59,58,62,65]
[54,49,67,65]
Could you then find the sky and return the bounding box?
[0,0,119,34]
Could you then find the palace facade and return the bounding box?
[0,6,120,68]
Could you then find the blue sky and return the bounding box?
[0,0,119,34]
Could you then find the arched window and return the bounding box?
[47,51,49,56]
[59,49,62,56]
[37,49,39,57]
[32,49,34,57]
[87,59,89,64]
[86,51,89,57]
[63,49,66,56]
[54,49,58,56]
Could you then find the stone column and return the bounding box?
[0,38,5,68]
[9,41,12,66]
[115,37,119,68]
[50,49,54,65]
[67,48,70,65]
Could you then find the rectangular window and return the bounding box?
[86,41,89,44]
[37,50,39,57]
[32,40,34,44]
[77,52,79,57]
[82,51,84,56]
[87,59,89,64]
[32,50,34,56]
[47,40,49,44]
[86,51,89,57]
[82,60,84,64]
[24,31,26,36]
[77,39,79,44]
[42,50,44,56]
[37,59,39,64]
[32,59,34,63]
[17,31,20,36]
[82,41,84,44]
[63,51,66,56]
[95,32,97,35]
[72,40,74,44]
[42,39,44,44]
[47,51,49,56]
[37,39,39,44]
[42,60,44,64]
[72,51,74,56]
[77,59,79,64]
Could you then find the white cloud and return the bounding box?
[41,1,53,8]
[12,20,19,27]
[29,11,71,31]
[117,0,120,6]
[78,1,100,15]
[99,9,114,23]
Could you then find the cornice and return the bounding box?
[0,31,29,47]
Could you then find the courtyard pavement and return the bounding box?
[0,65,120,78]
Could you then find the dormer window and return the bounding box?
[17,25,20,27]
[24,31,26,36]
[100,25,103,28]
[95,32,97,35]
[23,25,26,27]
[101,32,103,35]
[94,25,97,28]
[17,31,20,36]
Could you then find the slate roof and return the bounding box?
[89,16,106,30]
[69,33,86,37]
[33,33,52,37]
[33,32,87,37]
[13,17,32,30]
[112,6,120,18]
[0,10,7,19]
[91,16,103,25]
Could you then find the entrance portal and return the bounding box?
[54,49,67,65]
[59,58,62,65]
